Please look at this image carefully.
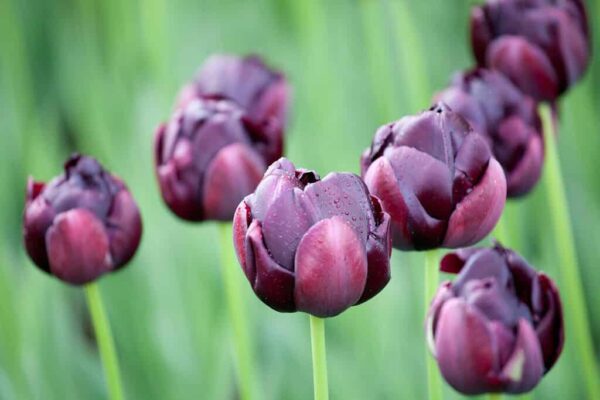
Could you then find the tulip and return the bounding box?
[177,54,289,161]
[427,244,564,395]
[23,154,142,285]
[233,158,392,317]
[155,96,281,221]
[471,0,590,102]
[360,103,506,251]
[435,68,543,197]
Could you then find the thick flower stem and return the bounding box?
[424,250,443,400]
[218,223,256,400]
[309,315,329,400]
[540,104,600,399]
[84,283,124,400]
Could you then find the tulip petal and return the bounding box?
[106,189,142,268]
[535,273,564,371]
[500,319,544,393]
[363,156,413,249]
[487,36,558,101]
[504,128,544,198]
[46,209,113,285]
[233,199,252,277]
[294,217,368,317]
[435,298,498,394]
[358,209,391,304]
[426,282,454,356]
[23,179,55,272]
[470,6,493,66]
[245,220,296,312]
[203,143,266,221]
[444,158,506,248]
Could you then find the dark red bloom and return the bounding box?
[155,97,278,221]
[23,154,142,285]
[427,244,564,395]
[233,158,392,317]
[178,54,289,162]
[471,0,590,101]
[361,103,506,251]
[435,68,543,197]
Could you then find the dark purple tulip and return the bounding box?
[427,244,564,395]
[23,154,142,285]
[177,54,289,163]
[233,158,392,317]
[435,68,543,197]
[471,0,590,102]
[361,103,506,251]
[155,97,280,221]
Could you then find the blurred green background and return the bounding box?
[1,0,599,399]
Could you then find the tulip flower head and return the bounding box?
[471,0,590,102]
[23,154,142,285]
[361,103,506,251]
[155,97,281,222]
[436,68,543,197]
[233,158,392,317]
[427,244,564,395]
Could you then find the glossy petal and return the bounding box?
[501,319,544,393]
[358,209,392,304]
[23,179,55,272]
[435,299,497,395]
[245,220,296,312]
[294,217,368,317]
[233,199,252,276]
[444,158,506,248]
[535,273,564,370]
[203,143,266,221]
[46,209,113,285]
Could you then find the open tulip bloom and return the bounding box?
[233,158,392,317]
[471,0,590,102]
[23,154,142,399]
[361,103,506,251]
[427,244,563,395]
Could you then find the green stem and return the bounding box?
[218,223,255,400]
[84,283,124,400]
[487,394,502,400]
[309,315,329,400]
[540,104,600,399]
[424,250,443,400]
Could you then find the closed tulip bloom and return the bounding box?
[23,154,142,285]
[436,68,543,197]
[471,0,590,102]
[427,244,563,395]
[233,158,392,317]
[361,103,506,251]
[155,97,279,221]
[177,54,289,162]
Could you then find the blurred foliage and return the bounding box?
[1,0,599,399]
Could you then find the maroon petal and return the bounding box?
[435,298,497,394]
[363,157,413,249]
[245,220,296,312]
[46,209,113,285]
[106,189,142,268]
[535,273,564,371]
[233,199,252,277]
[426,282,454,355]
[294,217,368,317]
[503,123,544,197]
[471,6,493,66]
[444,158,506,248]
[500,319,544,393]
[23,179,55,272]
[358,210,392,304]
[487,36,559,102]
[203,143,266,221]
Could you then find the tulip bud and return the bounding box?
[427,244,564,395]
[435,68,543,197]
[361,103,506,250]
[471,0,590,102]
[23,154,143,285]
[155,97,281,221]
[177,54,289,162]
[233,158,392,317]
